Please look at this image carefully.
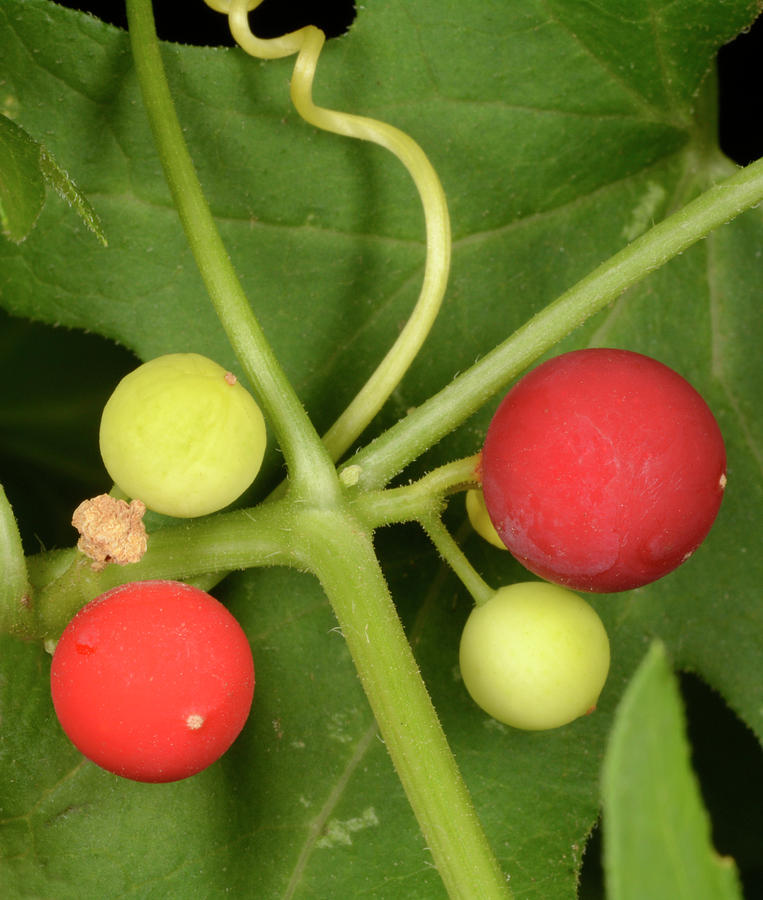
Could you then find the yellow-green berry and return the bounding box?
[99,353,266,518]
[459,581,610,730]
[466,488,506,549]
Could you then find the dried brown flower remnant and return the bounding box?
[72,494,148,571]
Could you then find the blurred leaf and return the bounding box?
[0,482,29,630]
[0,113,44,242]
[0,309,137,552]
[0,0,761,897]
[601,642,743,900]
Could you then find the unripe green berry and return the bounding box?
[459,582,610,730]
[99,353,266,518]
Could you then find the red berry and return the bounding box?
[481,349,726,592]
[50,580,254,782]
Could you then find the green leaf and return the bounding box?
[38,147,107,246]
[0,114,45,242]
[0,0,761,897]
[601,642,743,900]
[0,482,30,633]
[0,113,106,245]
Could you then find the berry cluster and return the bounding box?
[50,346,727,778]
[51,354,261,781]
[463,348,726,729]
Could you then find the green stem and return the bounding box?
[23,454,482,640]
[296,507,511,899]
[27,501,299,638]
[124,0,338,506]
[347,155,763,489]
[422,515,494,608]
[351,455,480,528]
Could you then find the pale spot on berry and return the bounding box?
[186,714,205,730]
[224,371,237,385]
[719,472,727,490]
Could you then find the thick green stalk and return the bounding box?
[348,156,763,489]
[295,507,511,899]
[27,501,299,638]
[124,0,338,506]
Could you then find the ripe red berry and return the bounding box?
[481,349,726,592]
[50,580,254,782]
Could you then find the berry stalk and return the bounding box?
[26,501,299,639]
[421,515,495,608]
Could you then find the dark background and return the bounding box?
[9,3,763,897]
[59,0,762,165]
[62,0,357,42]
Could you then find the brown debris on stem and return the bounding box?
[72,494,148,571]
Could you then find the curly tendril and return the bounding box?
[204,0,451,462]
[204,0,309,59]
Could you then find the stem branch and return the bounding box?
[27,500,300,638]
[348,156,763,488]
[351,455,480,528]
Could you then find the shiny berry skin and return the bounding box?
[99,353,267,518]
[459,582,610,730]
[50,580,254,783]
[482,349,726,592]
